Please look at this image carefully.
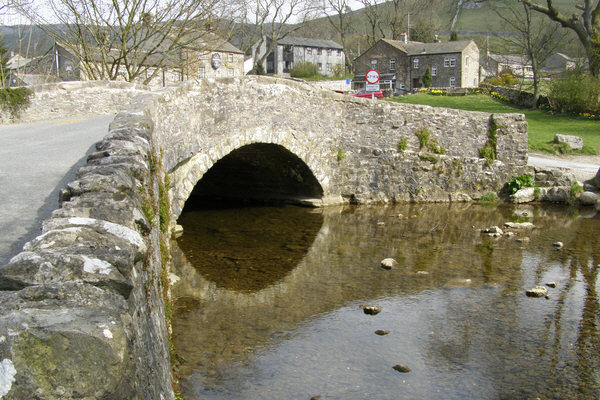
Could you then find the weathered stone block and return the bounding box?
[554,134,584,150]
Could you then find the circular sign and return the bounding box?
[366,69,380,84]
[211,53,221,69]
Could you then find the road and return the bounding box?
[0,115,114,265]
[528,153,600,182]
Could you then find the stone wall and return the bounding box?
[0,76,529,399]
[1,80,151,124]
[0,102,174,399]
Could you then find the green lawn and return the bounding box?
[387,93,600,154]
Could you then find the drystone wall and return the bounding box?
[1,80,151,124]
[0,76,530,399]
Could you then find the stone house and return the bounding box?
[352,38,480,94]
[255,36,345,77]
[79,33,244,87]
[5,42,81,87]
[484,53,533,79]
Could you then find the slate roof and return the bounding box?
[276,36,343,50]
[381,38,476,55]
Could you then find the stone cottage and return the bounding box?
[255,36,345,77]
[353,38,480,94]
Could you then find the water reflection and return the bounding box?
[171,203,599,399]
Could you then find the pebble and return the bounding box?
[380,258,397,270]
[361,305,382,315]
[375,330,390,336]
[546,282,557,288]
[377,221,385,226]
[516,237,530,243]
[553,241,564,249]
[393,364,411,373]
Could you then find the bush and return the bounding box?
[548,70,600,115]
[506,174,535,195]
[290,62,318,78]
[486,71,518,87]
[331,63,345,78]
[0,87,32,118]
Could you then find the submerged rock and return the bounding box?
[579,191,598,206]
[482,226,503,235]
[526,286,548,297]
[546,282,557,288]
[393,364,411,373]
[504,222,534,229]
[375,330,390,336]
[553,241,564,249]
[380,258,397,270]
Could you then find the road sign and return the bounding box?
[366,69,380,84]
[366,83,380,92]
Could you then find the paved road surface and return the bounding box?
[0,115,114,265]
[528,153,600,182]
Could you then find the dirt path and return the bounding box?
[528,153,600,182]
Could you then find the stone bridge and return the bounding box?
[0,77,528,399]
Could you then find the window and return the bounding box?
[327,63,331,72]
[431,66,437,76]
[337,49,342,56]
[317,48,322,55]
[444,57,449,67]
[450,77,456,87]
[318,62,322,70]
[65,65,72,71]
[450,58,456,67]
[306,47,312,54]
[172,71,180,81]
[390,58,396,70]
[371,59,377,68]
[444,57,456,67]
[465,56,469,66]
[198,67,205,79]
[327,48,332,56]
[228,68,234,77]
[228,54,233,63]
[413,58,419,69]
[399,83,406,89]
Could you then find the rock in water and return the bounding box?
[362,305,382,315]
[526,286,548,297]
[380,258,397,270]
[375,329,390,336]
[393,364,411,373]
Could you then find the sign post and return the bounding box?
[365,69,380,98]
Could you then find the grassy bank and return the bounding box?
[387,93,600,154]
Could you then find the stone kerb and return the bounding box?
[0,91,174,399]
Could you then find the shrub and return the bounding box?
[486,71,518,87]
[479,192,499,202]
[422,67,432,88]
[506,174,535,195]
[331,63,345,77]
[0,87,32,118]
[290,62,319,78]
[548,70,600,115]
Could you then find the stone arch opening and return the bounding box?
[182,143,324,210]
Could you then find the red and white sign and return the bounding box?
[365,69,380,84]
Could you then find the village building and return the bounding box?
[254,36,345,77]
[484,53,533,79]
[352,37,480,94]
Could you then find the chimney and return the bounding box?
[400,32,408,43]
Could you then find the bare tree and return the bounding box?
[493,1,565,107]
[322,0,353,70]
[518,0,600,77]
[10,0,236,84]
[240,0,317,74]
[358,0,385,46]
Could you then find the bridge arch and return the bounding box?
[168,127,332,220]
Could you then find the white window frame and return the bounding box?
[390,58,396,70]
[327,48,332,56]
[326,63,331,72]
[450,57,456,67]
[306,47,312,55]
[228,53,233,63]
[198,66,205,79]
[449,77,456,87]
[371,59,377,68]
[337,49,342,56]
[465,56,469,66]
[318,62,322,70]
[228,68,234,77]
[444,57,449,67]
[431,66,437,76]
[317,48,322,55]
[413,58,419,69]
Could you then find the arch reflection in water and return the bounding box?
[175,206,323,292]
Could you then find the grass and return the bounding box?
[387,93,600,154]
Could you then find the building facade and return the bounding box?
[353,38,480,94]
[257,36,345,77]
